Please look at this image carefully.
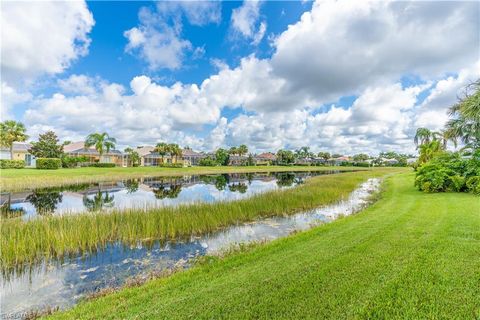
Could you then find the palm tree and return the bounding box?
[414,127,433,148]
[237,144,248,157]
[155,142,169,164]
[0,120,29,159]
[446,81,480,150]
[85,132,116,160]
[418,140,443,164]
[169,143,182,163]
[432,129,457,150]
[229,146,238,156]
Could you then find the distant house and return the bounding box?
[327,156,351,166]
[135,146,185,167]
[229,155,248,166]
[182,149,207,166]
[380,157,399,166]
[0,142,36,167]
[254,152,277,165]
[64,142,125,166]
[406,157,418,164]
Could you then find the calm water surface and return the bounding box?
[1,177,380,318]
[0,171,334,219]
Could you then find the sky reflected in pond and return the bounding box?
[1,171,334,219]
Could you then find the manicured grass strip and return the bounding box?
[1,169,398,274]
[0,165,366,191]
[48,172,480,319]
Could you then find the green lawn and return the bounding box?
[0,165,366,191]
[48,172,480,319]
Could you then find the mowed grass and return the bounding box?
[0,165,365,191]
[1,169,398,274]
[48,172,480,319]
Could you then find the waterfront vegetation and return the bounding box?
[0,165,365,191]
[48,172,480,319]
[0,168,399,276]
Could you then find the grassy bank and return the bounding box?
[0,165,366,191]
[48,172,480,319]
[1,169,398,275]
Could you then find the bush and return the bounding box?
[61,156,89,168]
[0,159,25,169]
[199,157,218,166]
[353,162,370,167]
[36,158,62,170]
[88,163,116,168]
[466,176,480,194]
[415,151,479,193]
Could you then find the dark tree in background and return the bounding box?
[29,131,64,158]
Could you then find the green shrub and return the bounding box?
[415,163,453,192]
[88,163,116,168]
[0,159,25,169]
[466,176,480,194]
[415,150,480,193]
[199,157,218,166]
[61,156,89,168]
[158,163,183,168]
[353,162,370,167]
[36,158,62,170]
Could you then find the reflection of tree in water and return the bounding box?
[214,175,229,191]
[1,194,25,218]
[275,173,299,187]
[199,174,230,191]
[153,184,182,199]
[246,173,254,185]
[82,191,115,212]
[124,179,139,194]
[228,182,248,194]
[26,191,63,214]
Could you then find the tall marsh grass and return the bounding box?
[1,169,398,276]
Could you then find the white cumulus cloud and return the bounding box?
[1,1,94,83]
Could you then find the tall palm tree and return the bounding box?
[229,146,238,156]
[414,127,433,148]
[169,143,182,163]
[85,132,116,160]
[237,144,248,157]
[432,129,457,150]
[155,142,169,164]
[446,80,480,150]
[0,120,29,159]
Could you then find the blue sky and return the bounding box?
[1,1,478,154]
[67,1,310,88]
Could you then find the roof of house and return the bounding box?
[381,158,399,163]
[1,142,33,152]
[136,146,155,157]
[64,142,122,155]
[328,156,350,161]
[63,141,85,153]
[182,149,203,157]
[256,152,276,160]
[229,155,248,160]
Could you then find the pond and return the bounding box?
[0,178,381,318]
[0,171,336,219]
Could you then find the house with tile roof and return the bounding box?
[0,142,36,167]
[64,142,126,166]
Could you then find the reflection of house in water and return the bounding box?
[0,172,323,217]
[0,192,30,217]
[0,191,32,207]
